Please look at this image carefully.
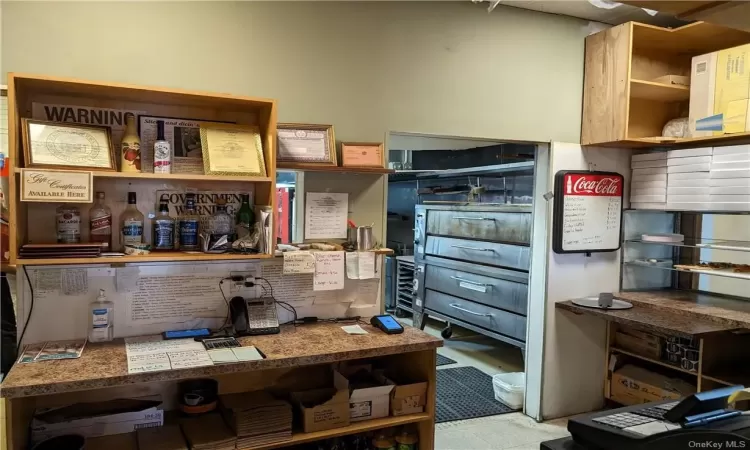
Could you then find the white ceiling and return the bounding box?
[496,1,686,27]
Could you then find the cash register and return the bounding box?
[543,386,750,450]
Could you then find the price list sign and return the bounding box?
[552,171,624,254]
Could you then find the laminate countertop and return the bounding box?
[557,290,750,338]
[0,323,442,399]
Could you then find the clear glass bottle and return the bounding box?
[56,205,81,244]
[152,199,175,250]
[120,113,141,173]
[89,192,112,251]
[235,193,255,239]
[89,289,114,342]
[121,192,144,249]
[205,198,233,252]
[179,193,200,251]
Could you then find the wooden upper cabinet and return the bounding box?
[581,21,750,147]
[621,2,750,33]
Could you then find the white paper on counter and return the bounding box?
[127,353,171,374]
[125,336,204,355]
[304,192,348,239]
[167,349,214,369]
[313,251,345,291]
[283,251,316,274]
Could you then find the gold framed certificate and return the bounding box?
[277,123,336,165]
[341,142,385,168]
[200,123,267,177]
[22,119,115,171]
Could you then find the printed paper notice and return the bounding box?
[125,336,204,355]
[304,192,348,239]
[125,336,212,374]
[167,349,214,369]
[283,251,315,274]
[116,267,140,293]
[345,252,376,279]
[35,269,61,292]
[62,269,88,296]
[127,274,225,325]
[313,251,345,291]
[128,353,171,374]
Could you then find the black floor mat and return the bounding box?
[436,354,457,366]
[436,366,518,423]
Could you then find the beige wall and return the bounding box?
[2,1,589,144]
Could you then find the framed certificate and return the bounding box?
[277,123,336,165]
[200,123,267,177]
[341,142,384,168]
[22,119,115,171]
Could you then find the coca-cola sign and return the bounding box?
[564,174,622,196]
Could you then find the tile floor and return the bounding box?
[410,317,571,450]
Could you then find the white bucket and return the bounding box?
[492,372,525,409]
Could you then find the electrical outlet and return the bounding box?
[229,271,253,292]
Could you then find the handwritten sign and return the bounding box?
[20,168,93,203]
[283,251,316,274]
[552,171,623,254]
[313,251,345,291]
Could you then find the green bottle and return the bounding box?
[235,194,255,239]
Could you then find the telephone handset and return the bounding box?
[230,296,280,336]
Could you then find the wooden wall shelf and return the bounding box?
[582,21,750,146]
[16,252,274,266]
[278,163,393,174]
[14,168,273,183]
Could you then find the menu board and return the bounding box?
[552,171,623,254]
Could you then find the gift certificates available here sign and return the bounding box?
[20,168,93,203]
[552,171,624,254]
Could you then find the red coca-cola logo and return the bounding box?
[565,174,622,196]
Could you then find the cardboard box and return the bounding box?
[340,365,395,422]
[690,44,750,137]
[709,203,750,211]
[632,159,668,169]
[710,185,750,195]
[668,163,711,173]
[610,365,696,406]
[614,331,662,359]
[667,156,712,166]
[631,194,666,203]
[632,152,667,162]
[291,370,350,433]
[632,180,667,189]
[31,398,163,443]
[710,177,750,187]
[633,167,667,176]
[631,202,666,210]
[631,188,667,196]
[374,372,428,417]
[714,144,750,156]
[666,202,711,211]
[667,187,705,196]
[667,147,712,158]
[713,161,750,171]
[711,168,750,179]
[632,173,668,182]
[669,171,710,181]
[711,195,750,202]
[668,194,710,202]
[668,178,711,188]
[713,152,750,163]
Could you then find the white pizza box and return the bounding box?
[667,147,713,158]
[631,180,667,189]
[667,187,705,195]
[632,173,667,182]
[632,159,668,169]
[709,178,750,187]
[631,187,667,196]
[633,167,668,176]
[710,169,750,179]
[712,161,750,171]
[713,144,750,156]
[667,156,712,166]
[631,202,666,210]
[668,172,710,181]
[667,178,711,188]
[631,194,667,203]
[666,202,712,211]
[668,163,711,173]
[632,152,667,162]
[710,195,750,202]
[668,194,710,202]
[710,186,750,195]
[709,203,750,211]
[712,152,750,163]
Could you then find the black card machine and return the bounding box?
[370,315,404,334]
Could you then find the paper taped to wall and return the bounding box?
[126,274,226,325]
[62,269,88,296]
[314,251,345,291]
[283,251,316,274]
[345,252,376,280]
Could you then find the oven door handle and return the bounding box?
[449,303,493,317]
[450,276,490,288]
[452,216,495,221]
[451,245,493,252]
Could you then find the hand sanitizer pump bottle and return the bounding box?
[89,289,114,342]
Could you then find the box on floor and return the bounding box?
[610,364,696,406]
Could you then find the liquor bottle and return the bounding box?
[121,113,141,172]
[152,199,175,250]
[179,193,200,251]
[153,120,172,174]
[235,193,255,239]
[89,192,112,251]
[121,192,144,248]
[56,205,81,244]
[205,198,233,252]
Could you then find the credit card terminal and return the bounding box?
[370,315,404,334]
